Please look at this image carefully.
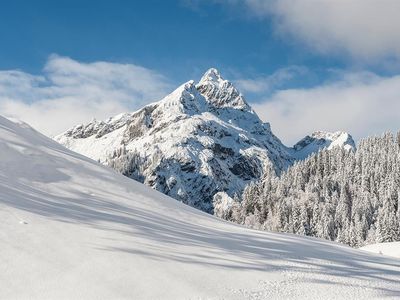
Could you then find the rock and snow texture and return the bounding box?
[361,242,400,259]
[1,115,400,299]
[55,69,293,213]
[55,69,354,213]
[292,131,356,160]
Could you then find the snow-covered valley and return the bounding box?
[1,116,400,299]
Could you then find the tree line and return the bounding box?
[222,132,400,247]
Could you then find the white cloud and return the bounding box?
[3,55,399,149]
[234,66,307,94]
[0,55,172,136]
[253,71,400,145]
[229,0,400,62]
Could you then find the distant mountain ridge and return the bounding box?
[55,69,355,213]
[292,131,356,160]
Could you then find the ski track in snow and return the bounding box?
[1,115,400,299]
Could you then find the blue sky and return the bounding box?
[0,0,340,86]
[1,0,400,144]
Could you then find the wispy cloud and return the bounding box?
[215,0,400,63]
[0,55,172,136]
[234,66,307,94]
[253,71,400,145]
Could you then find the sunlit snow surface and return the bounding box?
[1,115,399,299]
[361,242,400,259]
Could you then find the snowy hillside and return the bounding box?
[222,132,400,248]
[361,242,400,259]
[55,69,354,213]
[1,115,400,299]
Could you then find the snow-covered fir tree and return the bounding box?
[224,132,400,247]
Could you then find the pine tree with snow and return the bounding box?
[227,132,400,247]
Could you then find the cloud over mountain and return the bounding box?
[0,55,172,136]
[254,71,400,144]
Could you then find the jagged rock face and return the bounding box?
[55,69,354,214]
[196,68,250,111]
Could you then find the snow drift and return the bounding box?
[361,242,400,259]
[1,115,399,299]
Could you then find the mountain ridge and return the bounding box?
[55,68,355,213]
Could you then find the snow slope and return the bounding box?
[1,116,400,299]
[361,242,400,259]
[55,69,355,214]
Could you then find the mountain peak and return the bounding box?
[199,68,223,84]
[196,68,251,111]
[55,68,356,215]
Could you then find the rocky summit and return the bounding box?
[55,69,355,214]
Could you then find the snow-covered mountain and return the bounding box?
[291,131,356,160]
[1,115,399,299]
[55,69,355,213]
